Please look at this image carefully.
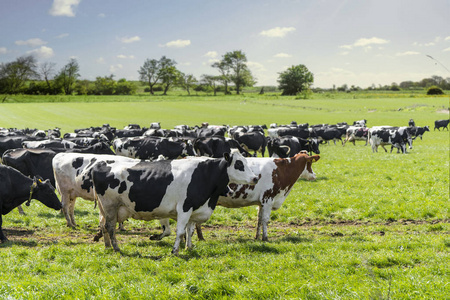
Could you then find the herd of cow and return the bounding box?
[0,117,448,254]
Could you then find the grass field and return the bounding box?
[0,94,448,299]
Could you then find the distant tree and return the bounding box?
[277,64,314,96]
[54,58,80,95]
[39,61,56,91]
[75,80,92,95]
[427,85,444,95]
[0,55,38,94]
[179,73,197,95]
[94,75,117,95]
[160,65,181,95]
[116,78,136,95]
[221,50,255,94]
[138,56,177,95]
[200,74,220,96]
[211,60,231,94]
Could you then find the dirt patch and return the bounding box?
[437,109,449,114]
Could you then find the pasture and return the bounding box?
[0,94,448,299]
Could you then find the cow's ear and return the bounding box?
[308,155,320,162]
[223,152,231,165]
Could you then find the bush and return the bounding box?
[427,86,444,95]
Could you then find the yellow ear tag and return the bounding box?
[39,179,43,183]
[32,182,38,188]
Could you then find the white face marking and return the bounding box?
[226,151,258,185]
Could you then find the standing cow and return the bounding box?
[0,165,62,242]
[434,119,449,131]
[91,150,258,254]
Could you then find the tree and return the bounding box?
[179,73,197,95]
[200,74,220,96]
[39,62,56,91]
[211,60,231,94]
[94,75,117,95]
[277,64,314,96]
[54,58,80,95]
[160,65,180,95]
[138,56,177,95]
[221,50,255,94]
[0,55,38,94]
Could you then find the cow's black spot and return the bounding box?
[92,161,121,196]
[72,158,84,176]
[127,160,173,212]
[234,159,244,171]
[184,159,228,212]
[118,181,127,194]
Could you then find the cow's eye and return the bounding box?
[234,160,244,171]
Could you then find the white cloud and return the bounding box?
[445,36,450,41]
[117,54,135,59]
[339,51,350,56]
[98,13,106,18]
[443,47,450,52]
[204,51,218,58]
[396,51,420,56]
[15,38,47,47]
[274,53,292,58]
[96,57,105,64]
[48,0,81,17]
[340,37,389,50]
[26,46,54,59]
[55,33,69,39]
[109,64,123,73]
[259,26,296,38]
[119,36,141,44]
[160,39,191,48]
[246,61,266,72]
[0,47,7,55]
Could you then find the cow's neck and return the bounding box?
[273,156,306,191]
[4,169,34,211]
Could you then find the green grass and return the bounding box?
[0,94,448,299]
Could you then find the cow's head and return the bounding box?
[29,176,62,210]
[309,137,320,154]
[223,150,258,185]
[298,153,320,181]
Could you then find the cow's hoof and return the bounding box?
[149,234,162,240]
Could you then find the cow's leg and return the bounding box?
[185,222,196,250]
[17,205,26,215]
[150,218,171,240]
[68,197,77,227]
[260,203,273,242]
[0,215,8,243]
[381,145,388,152]
[255,205,263,240]
[172,209,192,255]
[93,213,105,242]
[195,223,205,241]
[118,222,125,231]
[60,194,76,228]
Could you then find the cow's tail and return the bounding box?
[90,168,98,210]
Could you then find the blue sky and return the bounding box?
[1,0,449,88]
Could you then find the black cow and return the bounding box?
[434,119,449,131]
[193,136,251,158]
[0,135,45,157]
[196,125,227,138]
[233,131,267,157]
[410,126,430,140]
[315,127,343,145]
[276,127,316,140]
[0,165,61,242]
[267,136,320,158]
[408,119,415,127]
[114,136,196,160]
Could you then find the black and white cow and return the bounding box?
[434,119,449,131]
[52,153,140,228]
[369,128,406,153]
[267,136,320,157]
[22,138,79,150]
[343,126,369,146]
[0,165,61,242]
[90,150,258,254]
[410,126,430,140]
[314,127,343,145]
[113,136,196,160]
[353,119,367,127]
[193,136,251,158]
[0,135,44,157]
[232,131,267,157]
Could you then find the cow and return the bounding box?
[193,136,251,158]
[22,138,79,150]
[353,119,367,127]
[233,131,267,157]
[187,152,320,242]
[0,165,62,242]
[267,136,320,157]
[343,126,369,146]
[0,135,44,157]
[410,126,430,140]
[113,136,196,160]
[196,125,227,138]
[408,119,415,127]
[369,129,406,153]
[315,127,343,145]
[434,119,449,131]
[52,153,140,229]
[90,150,259,254]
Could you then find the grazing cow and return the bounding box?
[315,127,343,145]
[353,119,367,127]
[22,139,78,150]
[0,165,62,242]
[192,152,320,241]
[113,136,196,160]
[233,131,267,157]
[194,136,251,158]
[434,119,449,131]
[267,136,320,157]
[91,150,258,254]
[0,136,44,157]
[410,126,430,140]
[52,153,140,228]
[408,119,415,127]
[343,126,369,146]
[369,129,406,153]
[196,125,227,138]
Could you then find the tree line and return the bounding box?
[0,50,315,97]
